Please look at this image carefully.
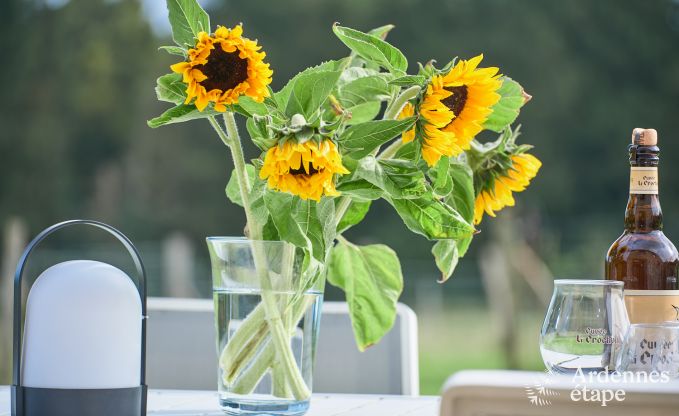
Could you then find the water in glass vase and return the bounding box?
[214,288,323,416]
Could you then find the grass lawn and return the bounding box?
[418,303,546,394]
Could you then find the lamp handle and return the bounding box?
[12,219,148,387]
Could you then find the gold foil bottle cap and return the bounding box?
[632,128,658,146]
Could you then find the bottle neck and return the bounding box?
[625,143,661,232]
[625,193,662,232]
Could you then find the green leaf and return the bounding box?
[340,117,416,159]
[246,117,277,151]
[389,197,474,240]
[225,164,270,234]
[318,197,338,257]
[483,77,527,133]
[285,70,342,119]
[367,24,395,39]
[447,161,475,226]
[275,60,345,109]
[158,45,187,57]
[429,156,453,197]
[430,160,474,282]
[249,175,270,228]
[264,193,311,249]
[262,216,280,241]
[225,164,256,207]
[337,200,371,233]
[432,240,459,283]
[232,96,269,117]
[223,162,269,239]
[338,75,391,107]
[327,240,404,350]
[333,72,391,125]
[394,141,420,160]
[446,160,475,256]
[345,102,382,125]
[155,73,186,104]
[355,157,426,199]
[166,0,210,48]
[336,179,383,201]
[332,25,408,74]
[264,193,335,261]
[147,104,220,128]
[389,75,426,87]
[338,67,380,86]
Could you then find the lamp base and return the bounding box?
[12,385,147,416]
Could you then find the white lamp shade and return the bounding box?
[22,260,142,389]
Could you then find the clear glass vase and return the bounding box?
[208,237,325,416]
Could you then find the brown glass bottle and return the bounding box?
[605,128,679,323]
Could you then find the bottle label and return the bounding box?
[624,289,679,323]
[629,167,658,194]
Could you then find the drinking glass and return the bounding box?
[617,323,679,378]
[540,279,629,374]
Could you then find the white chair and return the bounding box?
[146,297,419,395]
[441,370,679,416]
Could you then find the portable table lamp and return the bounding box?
[11,219,148,416]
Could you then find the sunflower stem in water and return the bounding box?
[215,111,311,400]
[231,296,314,396]
[220,310,270,385]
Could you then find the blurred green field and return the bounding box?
[418,303,545,395]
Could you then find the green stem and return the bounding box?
[232,338,275,395]
[333,196,352,232]
[222,113,261,238]
[272,358,292,398]
[377,139,404,160]
[219,306,269,385]
[232,296,315,395]
[217,111,311,400]
[211,114,271,384]
[208,116,231,148]
[383,85,421,121]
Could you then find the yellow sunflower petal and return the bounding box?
[474,195,485,225]
[474,152,541,225]
[259,139,349,200]
[406,55,501,167]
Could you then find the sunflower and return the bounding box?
[473,153,541,224]
[399,55,502,167]
[259,139,350,202]
[170,25,273,112]
[399,76,456,166]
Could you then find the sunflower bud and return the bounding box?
[290,114,307,129]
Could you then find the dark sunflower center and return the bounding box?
[289,157,320,176]
[442,86,468,116]
[195,44,249,92]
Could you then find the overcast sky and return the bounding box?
[43,0,217,37]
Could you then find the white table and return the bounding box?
[0,387,438,416]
